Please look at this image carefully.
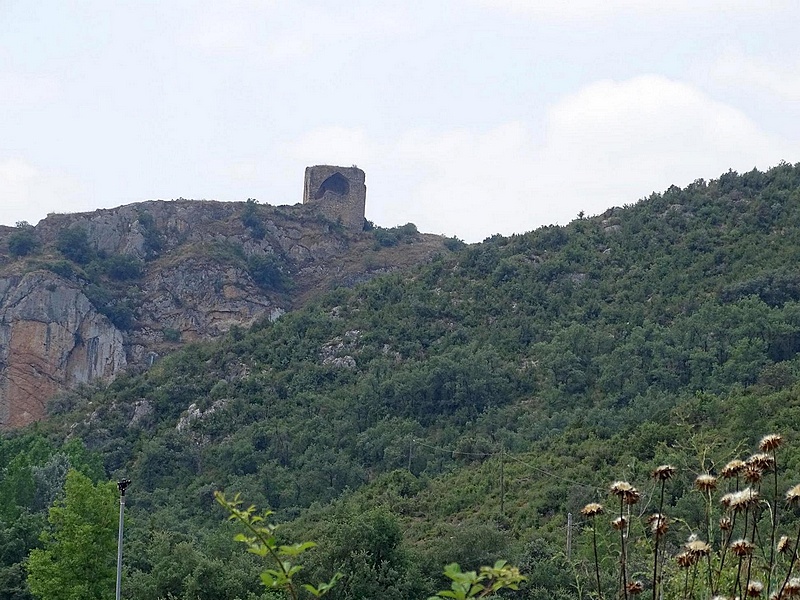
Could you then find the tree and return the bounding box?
[55,227,94,264]
[26,470,117,600]
[8,225,38,257]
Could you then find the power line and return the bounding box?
[410,438,602,493]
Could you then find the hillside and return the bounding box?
[0,197,452,428]
[3,163,800,600]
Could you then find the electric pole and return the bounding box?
[116,478,131,600]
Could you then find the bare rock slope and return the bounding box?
[0,199,450,428]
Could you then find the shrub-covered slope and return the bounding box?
[5,163,800,599]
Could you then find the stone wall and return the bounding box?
[303,166,366,231]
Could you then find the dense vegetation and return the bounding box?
[4,163,800,599]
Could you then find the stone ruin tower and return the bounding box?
[303,165,366,231]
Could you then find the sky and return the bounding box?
[2,1,799,242]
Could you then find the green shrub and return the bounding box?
[102,254,143,281]
[163,328,181,342]
[8,227,38,257]
[56,227,94,264]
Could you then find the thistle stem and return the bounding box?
[592,516,603,600]
[778,522,800,599]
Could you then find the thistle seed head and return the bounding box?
[749,452,776,472]
[785,577,800,597]
[744,464,764,484]
[686,539,711,558]
[721,459,746,479]
[676,551,696,568]
[786,484,800,505]
[759,434,783,452]
[612,516,628,530]
[729,488,760,512]
[748,580,764,597]
[695,473,718,492]
[731,538,755,557]
[647,513,669,537]
[652,464,676,481]
[581,502,604,517]
[627,581,644,595]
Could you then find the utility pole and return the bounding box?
[566,512,573,561]
[116,478,131,600]
[408,439,413,473]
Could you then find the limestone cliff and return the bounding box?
[0,199,449,428]
[0,271,125,428]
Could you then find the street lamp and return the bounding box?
[115,479,131,600]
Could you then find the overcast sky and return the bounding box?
[2,1,799,242]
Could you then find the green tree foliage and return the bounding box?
[247,254,289,291]
[26,470,117,600]
[8,223,38,257]
[55,227,94,264]
[102,254,143,281]
[9,164,800,598]
[242,199,267,240]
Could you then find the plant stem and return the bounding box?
[652,481,666,600]
[620,497,628,600]
[592,517,603,600]
[768,449,779,597]
[778,523,800,599]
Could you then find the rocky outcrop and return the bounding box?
[0,272,126,428]
[0,199,450,428]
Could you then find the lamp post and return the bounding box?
[115,478,131,600]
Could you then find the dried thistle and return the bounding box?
[612,516,628,530]
[749,452,776,472]
[611,480,634,495]
[695,473,718,492]
[581,502,604,517]
[610,480,641,505]
[760,434,783,452]
[778,535,792,554]
[627,580,644,595]
[721,459,746,479]
[786,484,800,504]
[624,488,641,505]
[676,551,696,568]
[686,539,711,558]
[652,464,676,481]
[729,488,760,512]
[648,513,669,537]
[731,538,755,557]
[720,516,733,531]
[747,580,764,597]
[745,464,764,484]
[785,577,800,596]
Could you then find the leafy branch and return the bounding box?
[428,560,526,600]
[214,491,341,599]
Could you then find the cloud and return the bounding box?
[473,0,790,19]
[180,2,408,61]
[0,159,85,226]
[285,76,796,242]
[536,75,791,199]
[0,73,59,108]
[287,126,377,167]
[710,50,800,100]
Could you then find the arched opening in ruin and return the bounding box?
[315,173,350,199]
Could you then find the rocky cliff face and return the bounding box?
[0,272,126,428]
[0,199,449,428]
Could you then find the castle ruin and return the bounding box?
[303,165,366,231]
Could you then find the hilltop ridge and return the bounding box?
[0,196,452,428]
